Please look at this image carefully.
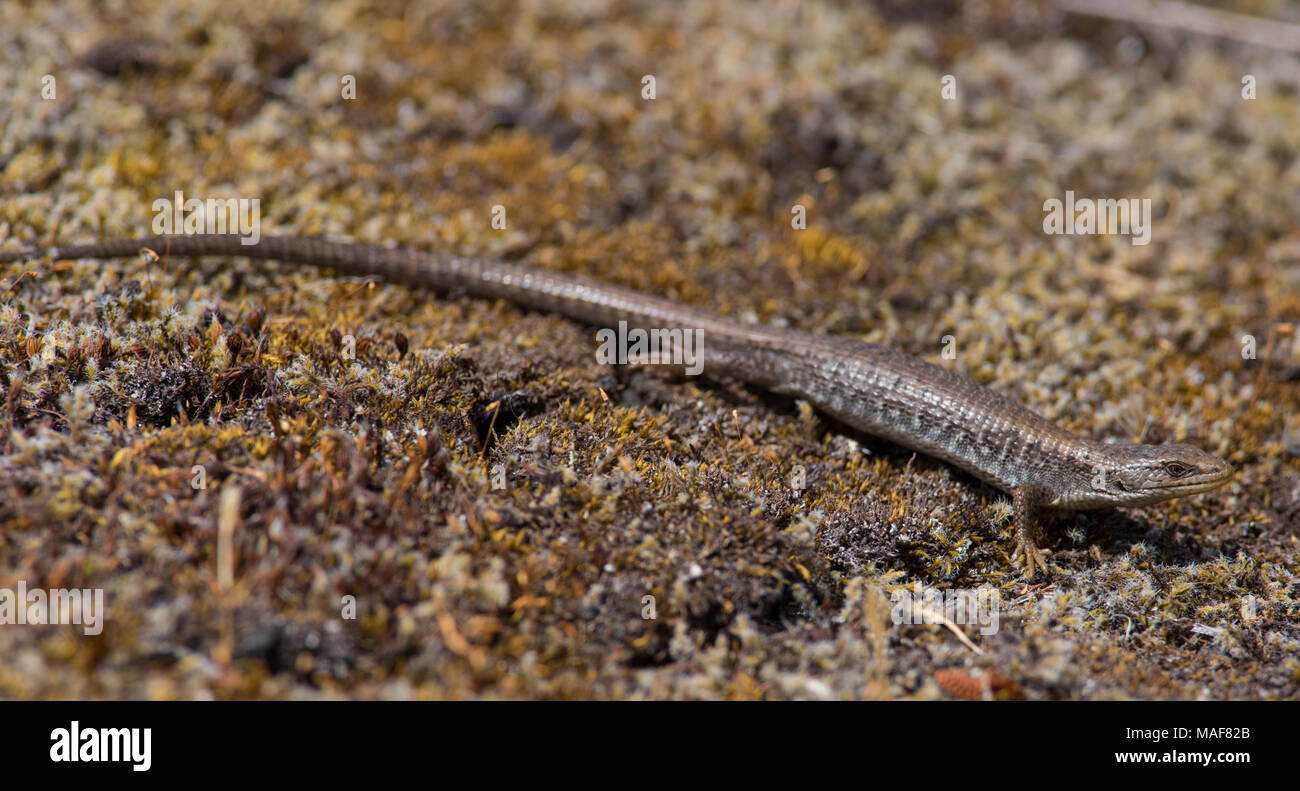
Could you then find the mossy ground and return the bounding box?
[0,0,1297,699]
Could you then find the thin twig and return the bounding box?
[1060,0,1300,53]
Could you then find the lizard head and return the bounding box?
[1081,442,1231,508]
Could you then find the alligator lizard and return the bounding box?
[0,234,1233,577]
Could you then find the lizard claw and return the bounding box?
[1013,530,1048,579]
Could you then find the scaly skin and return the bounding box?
[0,234,1233,577]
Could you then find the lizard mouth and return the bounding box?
[1126,461,1233,505]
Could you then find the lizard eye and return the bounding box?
[1162,462,1193,478]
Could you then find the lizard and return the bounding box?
[0,234,1233,577]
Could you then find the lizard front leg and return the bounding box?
[1011,484,1053,579]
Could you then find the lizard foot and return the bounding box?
[1012,526,1049,579]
